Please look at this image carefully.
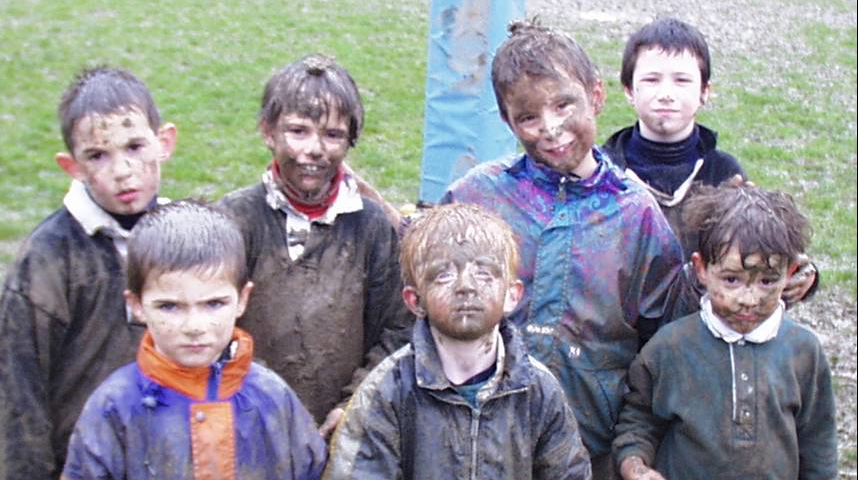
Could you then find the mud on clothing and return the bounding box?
[0,181,148,480]
[602,123,745,259]
[62,328,327,480]
[442,150,695,457]
[323,317,592,480]
[218,176,413,424]
[613,309,837,479]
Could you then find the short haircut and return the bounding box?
[492,19,600,121]
[127,200,248,295]
[259,54,364,147]
[683,184,811,267]
[620,17,711,90]
[58,66,161,152]
[400,203,520,288]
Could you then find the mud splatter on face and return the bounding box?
[502,72,599,176]
[122,116,133,128]
[698,245,790,334]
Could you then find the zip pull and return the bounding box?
[208,361,224,400]
[556,176,567,202]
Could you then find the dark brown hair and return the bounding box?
[127,199,248,295]
[491,19,600,121]
[683,184,810,266]
[620,17,711,90]
[58,66,161,151]
[259,54,363,146]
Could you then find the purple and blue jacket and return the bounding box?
[443,149,694,456]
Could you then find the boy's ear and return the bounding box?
[700,82,711,106]
[402,286,426,318]
[623,84,635,105]
[236,281,254,318]
[123,290,145,324]
[157,123,178,163]
[503,280,524,314]
[259,119,276,150]
[591,79,606,115]
[56,152,84,181]
[691,252,708,287]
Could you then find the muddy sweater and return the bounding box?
[602,123,745,259]
[323,318,592,480]
[613,311,837,479]
[218,181,412,423]
[442,150,695,457]
[0,183,146,480]
[62,328,326,480]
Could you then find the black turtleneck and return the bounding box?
[624,123,703,195]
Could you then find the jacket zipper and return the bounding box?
[469,408,480,480]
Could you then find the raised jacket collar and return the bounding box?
[137,327,254,401]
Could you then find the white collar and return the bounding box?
[700,294,784,344]
[63,180,130,238]
[625,158,704,207]
[262,169,363,224]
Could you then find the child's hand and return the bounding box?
[619,456,667,480]
[319,407,345,440]
[782,254,817,305]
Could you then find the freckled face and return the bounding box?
[410,241,519,342]
[502,73,603,177]
[68,110,168,215]
[694,246,789,334]
[625,47,708,143]
[264,109,350,204]
[126,269,252,367]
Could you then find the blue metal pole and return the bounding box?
[418,0,525,204]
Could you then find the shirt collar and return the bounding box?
[700,294,784,344]
[262,168,363,224]
[63,180,130,238]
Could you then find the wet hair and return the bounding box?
[491,19,600,121]
[620,17,711,90]
[259,54,364,147]
[400,203,520,288]
[58,66,161,152]
[127,199,248,295]
[683,184,810,268]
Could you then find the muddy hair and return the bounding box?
[58,66,161,152]
[620,17,711,90]
[400,203,521,288]
[491,18,600,121]
[126,199,248,295]
[259,54,364,147]
[682,184,810,267]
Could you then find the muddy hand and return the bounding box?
[319,407,345,440]
[620,456,668,480]
[725,173,754,188]
[783,254,817,305]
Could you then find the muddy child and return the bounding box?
[218,54,412,437]
[323,203,592,480]
[601,17,817,303]
[613,183,837,479]
[60,200,326,480]
[0,66,177,479]
[442,20,693,479]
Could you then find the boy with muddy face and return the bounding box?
[61,200,326,480]
[442,20,694,479]
[613,184,837,480]
[602,17,817,303]
[323,203,592,480]
[218,54,412,439]
[0,66,177,480]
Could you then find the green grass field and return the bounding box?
[1,0,855,300]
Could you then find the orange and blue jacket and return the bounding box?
[62,328,326,480]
